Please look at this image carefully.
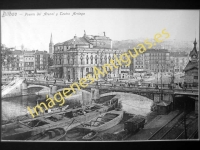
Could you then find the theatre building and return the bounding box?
[50,31,121,80]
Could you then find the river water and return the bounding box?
[2,91,153,120]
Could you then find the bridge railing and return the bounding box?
[26,80,198,93]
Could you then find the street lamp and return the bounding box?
[80,51,85,78]
[156,61,159,88]
[160,64,163,101]
[170,62,175,90]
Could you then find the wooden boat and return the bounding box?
[65,127,93,141]
[80,110,123,132]
[2,102,115,140]
[26,127,66,141]
[82,130,98,141]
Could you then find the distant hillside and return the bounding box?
[113,39,199,53]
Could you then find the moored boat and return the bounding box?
[26,127,66,141]
[77,110,124,132]
[82,130,98,141]
[2,99,118,140]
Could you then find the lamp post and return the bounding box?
[156,61,159,88]
[170,62,175,90]
[114,50,120,80]
[160,64,163,101]
[80,51,85,78]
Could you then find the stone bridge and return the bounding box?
[26,80,198,102]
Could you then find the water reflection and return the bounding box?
[2,91,153,120]
[2,95,38,120]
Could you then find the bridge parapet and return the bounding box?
[26,80,198,94]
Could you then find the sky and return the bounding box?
[1,9,199,51]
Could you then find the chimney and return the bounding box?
[103,32,105,37]
[84,30,86,36]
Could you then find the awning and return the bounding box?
[49,65,63,68]
[2,71,20,74]
[36,70,47,73]
[135,70,147,73]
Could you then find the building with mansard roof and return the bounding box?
[50,31,121,80]
[169,51,189,72]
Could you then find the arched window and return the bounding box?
[100,54,103,64]
[80,53,83,64]
[67,55,70,64]
[86,55,89,64]
[86,68,89,72]
[108,54,111,63]
[90,55,93,64]
[95,55,98,64]
[104,55,107,64]
[72,53,75,65]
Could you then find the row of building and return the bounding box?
[2,48,50,74]
[2,31,197,84]
[49,31,192,80]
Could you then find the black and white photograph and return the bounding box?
[1,9,199,141]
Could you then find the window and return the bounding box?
[90,55,93,64]
[104,56,107,64]
[86,68,89,72]
[95,55,97,64]
[80,54,83,64]
[194,76,198,79]
[108,55,111,63]
[86,55,89,64]
[100,56,103,64]
[67,55,70,64]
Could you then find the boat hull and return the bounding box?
[82,110,123,132]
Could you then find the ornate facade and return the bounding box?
[51,31,121,80]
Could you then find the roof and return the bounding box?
[54,34,111,48]
[169,52,188,57]
[144,49,169,53]
[12,50,23,55]
[157,101,171,106]
[189,39,198,58]
[85,35,110,40]
[183,60,199,72]
[55,37,90,47]
[35,50,48,54]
